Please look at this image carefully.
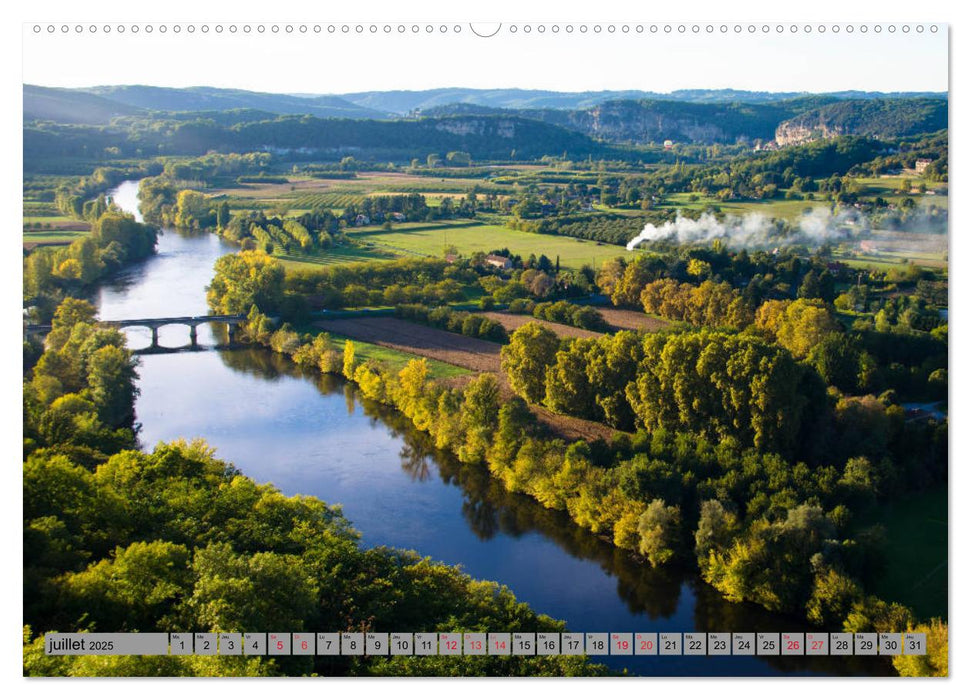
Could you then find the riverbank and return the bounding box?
[130,343,892,677]
[83,181,928,676]
[225,308,941,678]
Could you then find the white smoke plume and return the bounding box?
[626,209,868,251]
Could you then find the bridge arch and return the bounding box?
[105,314,247,348]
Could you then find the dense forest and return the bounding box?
[23,209,158,324]
[22,298,607,677]
[24,114,603,163]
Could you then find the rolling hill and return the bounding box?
[416,96,947,145]
[23,85,143,124]
[338,87,946,114]
[775,98,949,145]
[24,84,391,123]
[22,84,949,157]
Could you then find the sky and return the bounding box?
[22,22,948,95]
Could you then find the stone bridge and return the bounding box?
[103,314,247,347]
[26,314,248,349]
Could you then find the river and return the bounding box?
[99,181,889,676]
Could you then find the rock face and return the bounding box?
[434,118,517,138]
[775,98,947,146]
[568,102,731,143]
[775,121,846,146]
[422,96,947,148]
[549,100,781,144]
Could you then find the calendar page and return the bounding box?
[19,2,950,685]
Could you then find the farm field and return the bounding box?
[835,252,948,271]
[22,205,92,250]
[23,214,90,227]
[22,233,87,250]
[661,183,947,221]
[661,193,830,220]
[274,245,396,269]
[211,171,508,206]
[315,316,502,374]
[23,228,88,239]
[480,311,603,340]
[346,220,638,269]
[320,330,470,381]
[596,307,672,333]
[313,316,617,443]
[834,232,948,271]
[851,175,947,198]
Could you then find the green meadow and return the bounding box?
[345,220,638,269]
[321,331,469,380]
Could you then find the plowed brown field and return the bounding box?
[314,315,618,443]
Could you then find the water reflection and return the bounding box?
[198,347,891,677]
[106,180,893,676]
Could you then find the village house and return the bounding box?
[354,214,371,226]
[915,158,934,175]
[484,254,513,270]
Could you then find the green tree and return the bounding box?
[490,397,533,466]
[342,340,357,380]
[207,251,285,314]
[544,339,597,418]
[216,202,231,230]
[694,500,739,563]
[85,345,139,426]
[892,619,948,677]
[627,330,820,455]
[458,374,501,463]
[637,499,681,567]
[500,323,560,404]
[185,542,318,632]
[756,298,840,359]
[805,565,863,628]
[703,505,835,613]
[807,332,861,392]
[60,541,192,631]
[797,270,822,299]
[686,258,712,280]
[612,255,665,307]
[173,190,213,229]
[47,298,98,351]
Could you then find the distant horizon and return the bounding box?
[23,26,948,95]
[26,83,950,100]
